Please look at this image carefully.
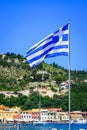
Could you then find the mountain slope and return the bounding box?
[0,52,67,94]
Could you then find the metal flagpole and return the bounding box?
[68,20,71,130]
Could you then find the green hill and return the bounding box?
[0,52,67,92]
[0,52,87,111]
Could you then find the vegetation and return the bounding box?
[0,52,87,111]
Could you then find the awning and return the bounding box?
[6,118,14,121]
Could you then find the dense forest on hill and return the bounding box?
[0,52,87,111]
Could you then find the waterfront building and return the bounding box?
[47,110,56,122]
[0,105,20,123]
[31,109,40,121]
[40,109,48,121]
[60,112,69,122]
[82,112,87,119]
[70,111,83,120]
[31,108,62,122]
[13,113,22,122]
[21,110,32,122]
[47,108,62,122]
[0,105,21,123]
[10,106,21,113]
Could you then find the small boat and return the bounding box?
[71,118,86,124]
[33,87,46,126]
[33,120,46,126]
[79,129,85,130]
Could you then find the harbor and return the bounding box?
[0,123,87,130]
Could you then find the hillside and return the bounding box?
[0,52,68,96]
[0,52,87,111]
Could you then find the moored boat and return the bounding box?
[33,120,46,126]
[71,118,86,124]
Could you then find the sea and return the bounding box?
[0,123,87,130]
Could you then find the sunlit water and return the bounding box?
[0,123,87,130]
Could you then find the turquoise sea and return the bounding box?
[0,123,87,130]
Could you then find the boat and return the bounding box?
[52,128,57,130]
[33,88,46,126]
[79,129,85,130]
[33,120,46,126]
[71,118,86,124]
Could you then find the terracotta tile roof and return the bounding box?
[0,105,7,109]
[46,108,62,112]
[13,114,22,119]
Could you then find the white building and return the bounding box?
[21,111,32,122]
[60,81,68,89]
[41,110,48,121]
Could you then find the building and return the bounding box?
[0,105,21,123]
[70,111,83,120]
[21,110,32,122]
[47,108,62,122]
[31,109,40,121]
[60,112,69,122]
[0,105,20,123]
[31,108,62,122]
[41,109,48,121]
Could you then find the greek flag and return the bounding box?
[26,23,69,68]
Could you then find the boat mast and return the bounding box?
[38,89,41,121]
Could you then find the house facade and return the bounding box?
[21,110,32,122]
[0,105,20,123]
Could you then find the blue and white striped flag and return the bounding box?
[26,23,69,68]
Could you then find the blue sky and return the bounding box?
[0,0,87,70]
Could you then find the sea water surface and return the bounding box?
[0,123,87,130]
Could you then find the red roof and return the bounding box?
[46,108,62,112]
[13,114,22,119]
[0,105,8,109]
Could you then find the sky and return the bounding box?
[0,0,87,70]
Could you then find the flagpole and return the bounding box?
[68,20,71,130]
